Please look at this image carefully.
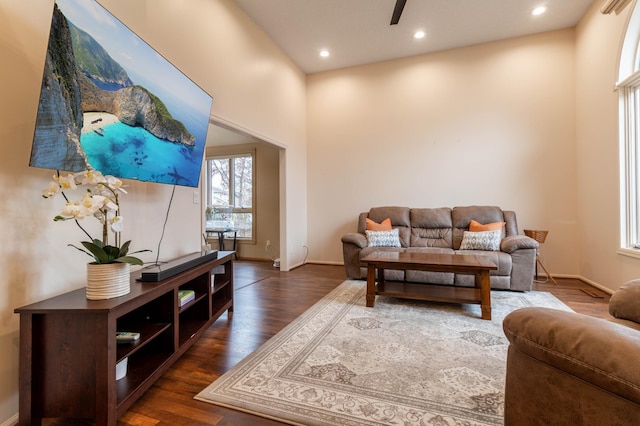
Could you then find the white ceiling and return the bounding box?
[233,0,596,74]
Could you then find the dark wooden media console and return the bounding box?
[14,251,235,426]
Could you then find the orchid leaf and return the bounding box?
[120,240,131,256]
[114,256,145,266]
[103,244,121,261]
[80,241,110,263]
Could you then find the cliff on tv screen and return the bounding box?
[30,0,213,188]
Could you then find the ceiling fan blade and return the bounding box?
[390,0,407,25]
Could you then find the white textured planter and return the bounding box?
[86,262,131,300]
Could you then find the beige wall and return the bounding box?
[575,2,639,290]
[204,142,280,261]
[0,0,305,423]
[102,0,308,270]
[307,29,580,271]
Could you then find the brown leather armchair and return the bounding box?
[502,280,640,425]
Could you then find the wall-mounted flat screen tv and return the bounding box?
[29,0,213,188]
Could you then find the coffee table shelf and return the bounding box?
[375,281,481,305]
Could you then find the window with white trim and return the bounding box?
[619,4,640,253]
[619,77,639,249]
[205,150,254,240]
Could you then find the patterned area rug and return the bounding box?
[196,280,572,425]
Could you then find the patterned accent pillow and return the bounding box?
[365,229,401,247]
[459,230,502,251]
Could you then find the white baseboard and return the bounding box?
[551,273,614,295]
[305,260,343,266]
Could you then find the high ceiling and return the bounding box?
[233,0,596,74]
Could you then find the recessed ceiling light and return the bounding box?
[413,30,426,39]
[531,6,547,16]
[319,50,330,58]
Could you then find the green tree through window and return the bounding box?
[206,152,254,239]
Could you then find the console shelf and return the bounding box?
[14,251,234,426]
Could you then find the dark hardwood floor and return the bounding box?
[44,261,611,426]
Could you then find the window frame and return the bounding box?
[618,4,640,258]
[205,149,256,242]
[619,19,640,257]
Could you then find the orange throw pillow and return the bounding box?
[469,219,505,232]
[366,217,392,231]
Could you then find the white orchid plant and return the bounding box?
[42,169,149,265]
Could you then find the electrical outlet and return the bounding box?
[192,191,199,204]
[266,240,271,246]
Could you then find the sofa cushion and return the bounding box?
[410,208,453,248]
[366,217,392,231]
[365,229,401,247]
[459,230,502,251]
[455,249,513,276]
[359,246,404,258]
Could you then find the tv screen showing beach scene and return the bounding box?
[29,0,213,188]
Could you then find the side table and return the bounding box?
[206,228,238,259]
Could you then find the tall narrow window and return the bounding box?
[206,151,254,239]
[618,3,640,255]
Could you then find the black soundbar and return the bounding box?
[139,250,219,282]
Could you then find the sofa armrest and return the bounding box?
[500,235,538,253]
[503,307,640,405]
[342,232,368,279]
[610,279,640,324]
[341,232,368,249]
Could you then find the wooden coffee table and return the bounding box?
[362,251,498,320]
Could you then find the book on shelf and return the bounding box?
[116,331,140,343]
[178,289,195,307]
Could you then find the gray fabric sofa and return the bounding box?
[341,205,538,291]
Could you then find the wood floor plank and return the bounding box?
[41,261,611,425]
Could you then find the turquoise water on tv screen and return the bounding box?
[80,122,204,188]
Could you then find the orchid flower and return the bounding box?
[42,181,60,198]
[59,202,84,219]
[55,173,77,190]
[108,212,124,233]
[43,169,149,265]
